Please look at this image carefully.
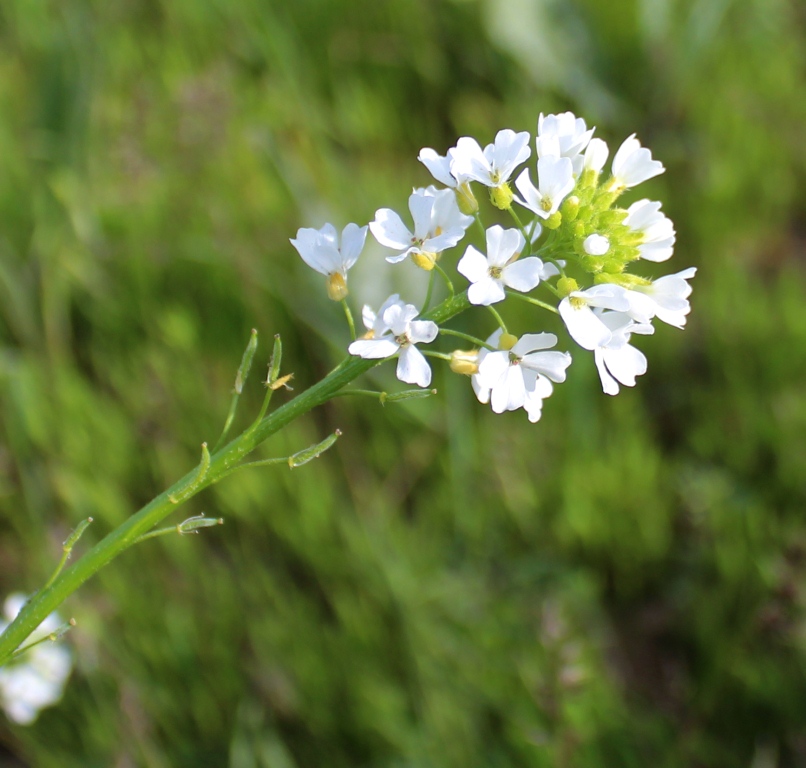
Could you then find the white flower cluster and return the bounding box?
[0,594,73,725]
[291,111,695,421]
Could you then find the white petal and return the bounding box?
[491,129,531,180]
[583,138,609,172]
[476,350,509,389]
[408,320,438,344]
[408,190,436,241]
[514,168,544,217]
[575,284,631,311]
[418,148,457,188]
[348,338,399,359]
[339,223,368,269]
[594,348,621,396]
[521,350,572,382]
[396,346,432,387]
[502,258,543,292]
[612,134,664,187]
[603,343,647,387]
[370,209,414,250]
[490,366,526,413]
[559,298,612,350]
[486,226,524,267]
[422,227,467,254]
[457,246,490,283]
[450,136,491,185]
[468,277,506,305]
[512,332,557,356]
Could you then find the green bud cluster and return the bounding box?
[537,172,645,290]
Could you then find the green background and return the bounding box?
[1,0,805,765]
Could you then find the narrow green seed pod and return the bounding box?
[288,430,342,468]
[234,329,258,394]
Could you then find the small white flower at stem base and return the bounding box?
[370,187,472,268]
[290,222,368,301]
[610,134,665,190]
[623,199,676,262]
[348,300,438,387]
[0,594,73,725]
[592,311,654,396]
[472,330,572,422]
[458,225,547,306]
[558,284,631,350]
[582,234,610,256]
[625,267,697,328]
[514,156,575,220]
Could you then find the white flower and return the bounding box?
[370,187,472,269]
[583,138,609,174]
[472,330,572,422]
[514,156,575,219]
[593,312,654,396]
[611,134,665,188]
[623,199,676,262]
[558,284,631,350]
[625,268,697,328]
[360,293,405,338]
[536,112,594,176]
[458,225,548,306]
[449,129,531,188]
[418,147,465,188]
[290,222,367,300]
[0,594,73,725]
[348,300,438,387]
[582,234,610,256]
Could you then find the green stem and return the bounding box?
[506,206,531,246]
[504,290,559,314]
[439,327,495,350]
[422,271,436,312]
[433,264,454,296]
[473,213,486,240]
[341,300,356,341]
[0,291,471,666]
[486,305,508,334]
[421,350,452,361]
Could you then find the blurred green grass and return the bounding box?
[1,0,806,765]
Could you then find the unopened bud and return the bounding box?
[544,211,562,230]
[490,183,514,210]
[450,350,479,376]
[326,272,348,301]
[455,182,479,215]
[556,277,579,297]
[498,333,518,351]
[411,251,438,271]
[561,196,580,222]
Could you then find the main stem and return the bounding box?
[0,292,470,665]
